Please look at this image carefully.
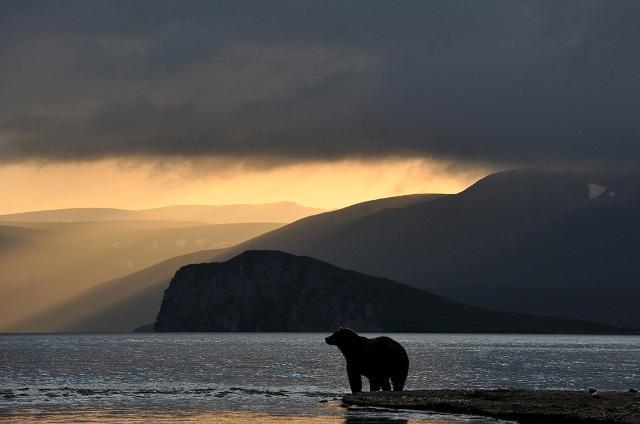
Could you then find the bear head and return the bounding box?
[325,327,359,348]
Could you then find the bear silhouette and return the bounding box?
[325,327,409,393]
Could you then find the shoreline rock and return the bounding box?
[342,389,640,423]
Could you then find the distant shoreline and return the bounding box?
[343,389,640,424]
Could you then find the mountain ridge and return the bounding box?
[154,250,626,334]
[12,170,640,331]
[0,202,326,224]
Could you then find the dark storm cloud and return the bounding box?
[1,0,640,168]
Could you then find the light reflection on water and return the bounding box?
[1,333,639,422]
[0,407,501,423]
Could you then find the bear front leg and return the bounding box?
[346,363,362,393]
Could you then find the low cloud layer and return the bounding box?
[1,1,639,169]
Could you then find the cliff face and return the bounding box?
[155,250,385,332]
[155,250,622,333]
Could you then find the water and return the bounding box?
[1,333,639,423]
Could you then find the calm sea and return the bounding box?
[1,333,639,423]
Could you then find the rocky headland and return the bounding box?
[154,250,624,333]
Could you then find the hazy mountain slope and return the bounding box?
[0,221,282,330]
[127,202,326,223]
[10,249,222,332]
[0,202,325,224]
[0,224,44,250]
[11,194,443,331]
[155,250,620,333]
[0,208,132,222]
[440,196,640,327]
[219,194,445,252]
[0,223,48,239]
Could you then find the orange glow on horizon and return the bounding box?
[0,158,493,215]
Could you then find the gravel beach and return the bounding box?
[343,389,640,423]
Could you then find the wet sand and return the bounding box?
[344,389,640,423]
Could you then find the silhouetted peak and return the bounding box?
[464,168,579,193]
[458,168,640,206]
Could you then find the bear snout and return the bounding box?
[325,336,334,345]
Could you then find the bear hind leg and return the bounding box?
[381,378,391,391]
[368,378,381,391]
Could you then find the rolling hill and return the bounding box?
[0,202,325,224]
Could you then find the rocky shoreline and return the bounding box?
[342,389,640,423]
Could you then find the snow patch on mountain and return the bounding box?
[587,183,607,199]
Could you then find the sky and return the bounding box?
[1,1,639,213]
